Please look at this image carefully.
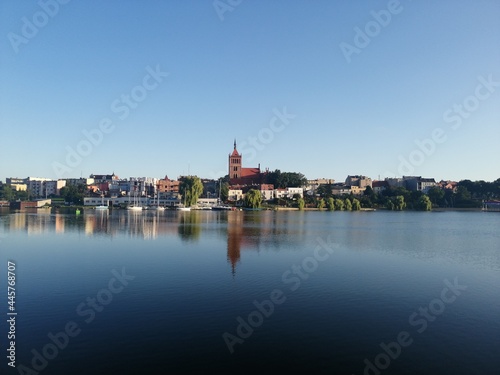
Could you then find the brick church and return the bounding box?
[228,140,265,186]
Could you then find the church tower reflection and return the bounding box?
[226,211,244,276]
[226,212,268,276]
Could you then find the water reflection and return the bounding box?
[2,210,497,273]
[0,209,309,275]
[178,211,201,241]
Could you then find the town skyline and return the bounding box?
[1,137,499,185]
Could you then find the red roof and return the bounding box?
[231,149,240,156]
[241,168,260,178]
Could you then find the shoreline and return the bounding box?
[0,206,491,213]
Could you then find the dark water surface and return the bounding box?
[1,209,499,374]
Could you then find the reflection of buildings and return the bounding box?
[226,211,276,275]
[1,210,306,277]
[2,210,181,240]
[227,212,244,274]
[55,215,65,234]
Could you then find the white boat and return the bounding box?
[211,179,232,210]
[96,194,109,210]
[177,190,191,211]
[127,206,143,211]
[151,206,165,211]
[127,189,142,211]
[150,192,165,211]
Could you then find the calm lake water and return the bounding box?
[1,209,499,374]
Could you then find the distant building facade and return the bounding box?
[372,180,389,194]
[157,176,180,194]
[402,176,437,193]
[345,175,372,188]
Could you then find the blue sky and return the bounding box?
[1,0,499,183]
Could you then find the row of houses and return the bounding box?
[303,175,445,197]
[4,174,183,199]
[227,185,304,202]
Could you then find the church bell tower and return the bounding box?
[228,139,242,181]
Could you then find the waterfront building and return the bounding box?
[157,176,180,194]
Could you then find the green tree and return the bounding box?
[352,198,361,211]
[359,196,373,209]
[60,184,86,205]
[327,197,335,211]
[363,186,374,197]
[0,186,15,201]
[416,195,432,211]
[455,186,471,203]
[334,198,344,211]
[266,169,307,188]
[219,180,229,202]
[394,195,406,211]
[409,191,423,209]
[244,189,262,208]
[316,185,328,197]
[344,198,352,211]
[427,186,445,206]
[297,197,305,210]
[316,198,325,209]
[179,176,204,207]
[16,190,29,201]
[385,199,395,210]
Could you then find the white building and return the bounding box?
[25,177,52,197]
[44,180,66,196]
[260,187,274,201]
[196,198,219,207]
[84,195,181,207]
[273,187,304,199]
[228,189,243,202]
[287,187,304,198]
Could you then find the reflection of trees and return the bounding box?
[177,211,201,241]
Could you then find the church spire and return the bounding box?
[234,138,237,150]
